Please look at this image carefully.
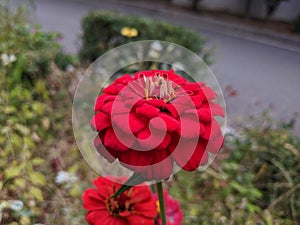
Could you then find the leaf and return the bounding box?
[15,123,30,136]
[111,172,147,198]
[31,102,45,115]
[14,178,26,188]
[70,184,81,197]
[29,172,46,186]
[3,106,17,114]
[29,186,44,201]
[31,157,45,166]
[4,166,22,179]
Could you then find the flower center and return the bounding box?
[107,194,132,217]
[142,74,176,102]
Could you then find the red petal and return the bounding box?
[126,214,155,225]
[94,134,118,163]
[119,149,153,167]
[147,99,166,108]
[113,113,147,134]
[103,83,118,95]
[183,82,202,92]
[102,101,114,114]
[199,86,217,100]
[198,108,212,122]
[82,189,107,210]
[150,112,179,132]
[203,119,222,140]
[115,74,133,84]
[191,94,203,108]
[207,133,224,154]
[136,126,166,150]
[182,141,206,171]
[103,128,130,151]
[90,112,111,131]
[171,138,199,171]
[135,103,160,118]
[165,103,179,118]
[130,113,148,133]
[178,113,201,138]
[156,132,171,150]
[94,94,114,111]
[209,102,225,117]
[199,150,209,166]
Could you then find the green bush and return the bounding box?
[293,14,300,33]
[0,4,67,84]
[170,114,300,225]
[80,11,211,64]
[0,4,90,224]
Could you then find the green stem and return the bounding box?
[156,181,167,225]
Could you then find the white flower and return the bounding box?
[55,171,78,188]
[1,53,17,66]
[9,200,24,211]
[0,200,24,223]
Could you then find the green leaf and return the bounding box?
[4,166,22,179]
[70,184,81,197]
[14,178,26,188]
[111,172,147,198]
[29,172,46,186]
[31,157,45,166]
[15,123,30,136]
[29,186,44,201]
[3,106,17,114]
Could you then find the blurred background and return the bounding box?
[1,0,300,224]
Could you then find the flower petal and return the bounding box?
[172,140,205,171]
[115,74,133,84]
[94,94,115,111]
[135,103,160,118]
[94,134,117,163]
[104,128,130,151]
[126,214,155,225]
[90,112,111,131]
[150,112,179,132]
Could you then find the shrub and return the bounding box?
[80,11,211,64]
[170,114,300,225]
[0,4,90,224]
[293,13,300,33]
[0,4,69,84]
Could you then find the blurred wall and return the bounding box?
[172,0,300,22]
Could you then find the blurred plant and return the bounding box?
[264,0,289,18]
[80,11,211,65]
[293,13,300,33]
[169,113,299,225]
[0,4,89,224]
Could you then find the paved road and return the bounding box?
[14,0,300,134]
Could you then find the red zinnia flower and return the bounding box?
[91,70,224,180]
[154,190,183,225]
[82,176,157,225]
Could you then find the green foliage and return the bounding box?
[0,4,90,224]
[0,4,61,83]
[170,115,300,225]
[293,14,300,33]
[80,11,211,64]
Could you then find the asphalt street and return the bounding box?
[12,0,300,134]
